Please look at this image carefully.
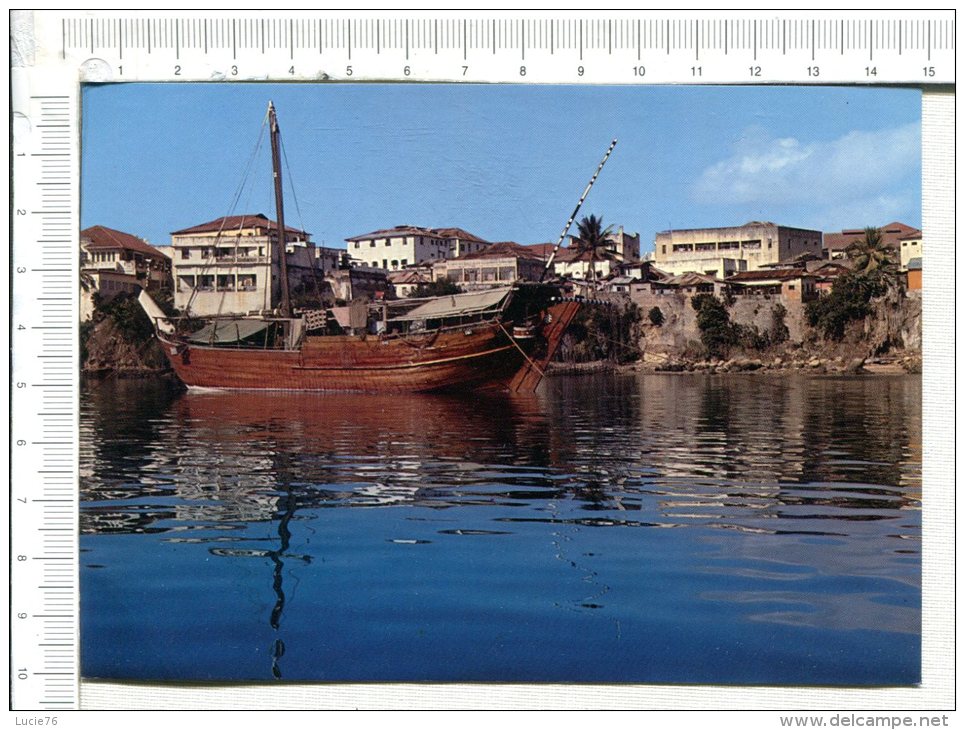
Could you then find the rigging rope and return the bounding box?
[184,116,269,316]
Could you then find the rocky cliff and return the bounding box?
[81,294,171,376]
[635,288,921,374]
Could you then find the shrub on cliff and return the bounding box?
[691,293,737,358]
[648,306,665,327]
[92,292,155,341]
[558,301,641,364]
[82,292,167,372]
[806,273,884,340]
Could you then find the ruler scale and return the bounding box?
[9,9,953,711]
[11,88,80,710]
[37,13,955,84]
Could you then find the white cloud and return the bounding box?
[692,122,921,217]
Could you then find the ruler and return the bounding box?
[10,88,80,710]
[36,11,959,84]
[9,8,954,712]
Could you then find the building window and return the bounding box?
[401,259,408,267]
[370,241,376,247]
[238,274,257,291]
[181,249,191,260]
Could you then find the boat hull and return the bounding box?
[160,319,530,392]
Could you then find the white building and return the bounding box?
[170,213,346,316]
[345,225,490,271]
[898,231,922,272]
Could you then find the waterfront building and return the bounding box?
[654,221,823,276]
[170,213,349,316]
[80,225,172,320]
[725,268,818,302]
[433,241,546,291]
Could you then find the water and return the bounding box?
[79,372,921,685]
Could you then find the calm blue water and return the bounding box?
[79,372,921,684]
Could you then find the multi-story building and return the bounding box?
[80,225,172,320]
[170,213,346,316]
[345,225,490,271]
[605,226,641,262]
[433,241,546,291]
[654,221,823,277]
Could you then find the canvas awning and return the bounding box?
[188,319,270,344]
[389,287,512,322]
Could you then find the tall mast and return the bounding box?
[539,139,617,283]
[268,101,292,318]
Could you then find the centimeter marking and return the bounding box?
[11,92,80,711]
[47,14,953,83]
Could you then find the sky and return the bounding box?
[81,83,921,254]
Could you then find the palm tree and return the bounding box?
[569,214,615,286]
[846,227,898,278]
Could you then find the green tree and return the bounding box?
[648,306,665,327]
[691,293,736,358]
[846,227,898,278]
[569,214,615,285]
[805,272,884,340]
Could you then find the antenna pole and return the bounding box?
[539,139,618,283]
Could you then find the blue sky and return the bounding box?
[81,83,921,254]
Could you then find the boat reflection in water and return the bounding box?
[80,373,921,684]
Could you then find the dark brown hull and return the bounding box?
[158,300,580,393]
[161,320,522,392]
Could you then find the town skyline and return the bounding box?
[81,83,922,254]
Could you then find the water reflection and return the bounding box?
[80,372,921,683]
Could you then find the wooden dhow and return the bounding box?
[140,102,611,393]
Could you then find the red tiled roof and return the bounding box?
[171,213,309,237]
[823,221,920,251]
[82,225,169,259]
[525,243,558,257]
[434,227,489,243]
[457,241,545,261]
